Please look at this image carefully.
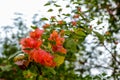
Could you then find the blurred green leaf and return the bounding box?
[48,9,53,12]
[62,13,71,17]
[58,8,62,13]
[31,26,38,29]
[74,28,87,37]
[66,5,70,8]
[0,65,12,71]
[40,17,48,21]
[54,54,65,67]
[54,4,61,7]
[8,51,23,60]
[64,39,78,53]
[44,2,51,6]
[47,67,56,75]
[94,31,104,43]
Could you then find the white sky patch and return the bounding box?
[0,0,72,27]
[0,0,49,26]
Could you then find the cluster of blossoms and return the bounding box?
[48,30,66,54]
[20,28,66,67]
[20,28,55,67]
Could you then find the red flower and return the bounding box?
[30,28,44,40]
[20,38,42,53]
[30,49,56,67]
[49,31,65,46]
[59,30,64,36]
[77,7,81,12]
[52,45,67,54]
[50,16,55,19]
[48,30,67,54]
[55,37,64,46]
[58,20,64,25]
[73,14,79,18]
[48,30,59,41]
[43,23,50,29]
[71,21,77,26]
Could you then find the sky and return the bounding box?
[0,0,71,27]
[0,0,49,27]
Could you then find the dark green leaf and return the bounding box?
[62,13,71,16]
[31,26,38,29]
[40,17,48,21]
[44,2,51,6]
[54,4,61,7]
[66,5,70,8]
[47,9,53,12]
[58,8,62,13]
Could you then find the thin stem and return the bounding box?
[103,44,120,64]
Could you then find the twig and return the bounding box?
[103,44,120,64]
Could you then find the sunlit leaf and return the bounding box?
[94,31,104,43]
[54,54,65,67]
[0,65,12,71]
[74,28,86,37]
[14,54,25,61]
[8,51,23,60]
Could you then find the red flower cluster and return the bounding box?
[20,38,42,53]
[48,30,67,54]
[30,49,56,67]
[20,28,56,67]
[29,28,44,40]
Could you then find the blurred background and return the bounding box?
[0,0,120,80]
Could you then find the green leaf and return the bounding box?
[54,4,61,7]
[102,73,107,76]
[31,26,38,29]
[40,17,48,21]
[58,8,62,13]
[0,65,12,71]
[66,5,70,8]
[73,2,81,4]
[44,2,51,6]
[94,31,104,43]
[64,39,78,53]
[54,54,65,67]
[64,30,71,35]
[47,9,53,12]
[74,28,86,37]
[62,13,71,17]
[8,51,23,60]
[47,67,56,75]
